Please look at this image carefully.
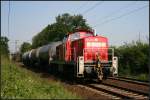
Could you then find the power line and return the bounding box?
[82,1,104,15]
[93,5,148,28]
[92,1,137,24]
[8,1,10,38]
[74,1,90,13]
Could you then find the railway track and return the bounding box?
[101,82,149,96]
[117,76,149,82]
[79,83,149,99]
[76,76,149,99]
[77,84,121,99]
[103,76,149,96]
[108,76,149,86]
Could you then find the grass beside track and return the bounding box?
[1,57,80,99]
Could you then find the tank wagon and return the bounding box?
[22,29,118,81]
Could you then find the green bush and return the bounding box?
[136,74,149,81]
[1,57,80,99]
[113,41,149,81]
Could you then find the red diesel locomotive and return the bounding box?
[22,29,118,81]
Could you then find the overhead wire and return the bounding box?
[82,1,104,15]
[8,1,10,38]
[74,1,90,13]
[92,1,138,24]
[93,4,149,28]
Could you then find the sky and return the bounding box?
[1,1,149,53]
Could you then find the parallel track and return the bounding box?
[117,76,149,82]
[101,82,148,96]
[108,76,149,86]
[84,83,149,99]
[77,76,149,99]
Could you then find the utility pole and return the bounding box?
[139,32,141,42]
[15,40,19,52]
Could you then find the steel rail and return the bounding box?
[86,84,149,99]
[117,76,149,82]
[101,82,149,96]
[108,77,149,86]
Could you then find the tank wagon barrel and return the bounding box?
[29,49,37,65]
[36,41,62,65]
[22,41,62,66]
[22,51,30,66]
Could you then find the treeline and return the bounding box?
[113,41,149,79]
[1,36,9,57]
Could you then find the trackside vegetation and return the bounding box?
[1,57,80,99]
[113,41,149,81]
[0,36,9,58]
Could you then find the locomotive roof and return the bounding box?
[68,29,94,35]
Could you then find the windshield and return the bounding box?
[69,32,93,41]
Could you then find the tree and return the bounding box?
[32,13,92,48]
[20,42,31,54]
[55,13,91,33]
[0,36,9,57]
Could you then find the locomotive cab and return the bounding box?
[71,33,111,80]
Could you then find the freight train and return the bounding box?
[22,29,118,81]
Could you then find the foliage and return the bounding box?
[20,42,32,54]
[114,41,149,78]
[135,73,149,81]
[32,13,92,48]
[0,36,9,57]
[1,57,80,99]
